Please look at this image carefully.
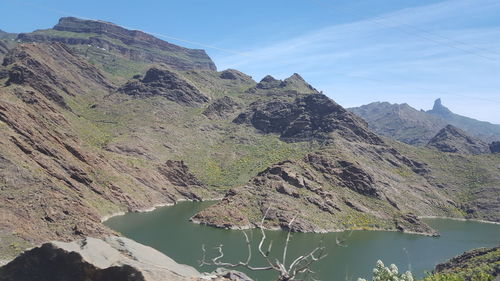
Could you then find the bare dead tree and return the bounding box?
[200,207,328,281]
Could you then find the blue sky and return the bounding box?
[2,0,500,123]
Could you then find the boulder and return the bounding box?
[0,236,201,281]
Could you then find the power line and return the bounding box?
[309,0,498,61]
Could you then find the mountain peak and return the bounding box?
[426,124,490,154]
[430,98,452,114]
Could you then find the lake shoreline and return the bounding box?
[103,200,500,236]
[419,216,500,225]
[100,198,222,223]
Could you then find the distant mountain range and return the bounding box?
[349,99,500,146]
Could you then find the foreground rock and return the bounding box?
[0,237,199,281]
[426,125,490,154]
[0,237,248,281]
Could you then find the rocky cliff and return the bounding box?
[17,17,216,71]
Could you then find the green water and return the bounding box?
[104,201,500,281]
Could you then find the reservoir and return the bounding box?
[105,201,500,281]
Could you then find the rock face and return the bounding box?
[348,102,448,146]
[18,17,216,71]
[203,96,240,119]
[118,67,209,106]
[427,125,490,154]
[0,236,250,281]
[0,237,201,281]
[234,93,384,144]
[490,141,500,153]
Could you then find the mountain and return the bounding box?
[427,98,500,143]
[349,99,500,145]
[0,17,499,264]
[427,125,490,155]
[17,17,216,75]
[348,102,447,146]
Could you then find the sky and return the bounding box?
[2,0,500,123]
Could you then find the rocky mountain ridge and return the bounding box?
[17,17,216,72]
[426,124,490,155]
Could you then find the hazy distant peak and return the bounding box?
[430,98,452,115]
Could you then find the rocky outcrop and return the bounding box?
[427,125,490,154]
[18,17,216,71]
[0,237,201,281]
[234,93,384,144]
[219,69,252,82]
[394,213,438,236]
[490,141,500,153]
[203,96,240,119]
[118,68,209,106]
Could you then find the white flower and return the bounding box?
[390,264,398,274]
